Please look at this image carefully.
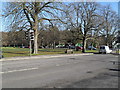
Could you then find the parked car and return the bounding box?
[76,46,83,50]
[99,45,112,54]
[56,45,65,48]
[20,46,25,48]
[69,45,75,49]
[88,46,96,50]
[24,46,30,48]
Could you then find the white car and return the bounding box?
[99,45,112,54]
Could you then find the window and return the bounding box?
[100,46,105,49]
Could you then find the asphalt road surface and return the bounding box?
[1,54,119,88]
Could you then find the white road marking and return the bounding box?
[0,67,38,74]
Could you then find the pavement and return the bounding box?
[1,54,119,88]
[0,53,93,61]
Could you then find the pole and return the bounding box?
[29,29,34,56]
[30,40,31,56]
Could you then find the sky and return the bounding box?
[0,0,119,32]
[0,2,2,32]
[99,2,118,13]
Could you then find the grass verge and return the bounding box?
[2,47,98,58]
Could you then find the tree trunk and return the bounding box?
[53,41,55,49]
[82,37,86,53]
[33,30,38,54]
[33,14,38,54]
[31,40,34,54]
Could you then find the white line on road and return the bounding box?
[0,67,39,74]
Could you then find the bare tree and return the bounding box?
[3,2,65,54]
[38,24,60,49]
[98,5,118,47]
[66,2,102,52]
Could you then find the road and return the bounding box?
[1,54,119,88]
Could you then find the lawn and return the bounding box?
[2,47,78,57]
[2,47,30,57]
[2,47,98,58]
[85,49,99,53]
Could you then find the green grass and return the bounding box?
[2,47,30,57]
[85,50,99,53]
[2,47,68,57]
[2,47,99,58]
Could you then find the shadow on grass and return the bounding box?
[3,51,27,54]
[38,49,65,52]
[38,50,61,52]
[84,52,100,54]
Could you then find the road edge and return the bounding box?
[0,53,93,62]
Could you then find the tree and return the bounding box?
[3,2,65,54]
[66,2,102,52]
[48,25,60,48]
[2,31,27,47]
[98,5,119,47]
[38,24,60,48]
[59,30,73,45]
[2,32,9,46]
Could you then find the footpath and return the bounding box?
[0,53,93,61]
